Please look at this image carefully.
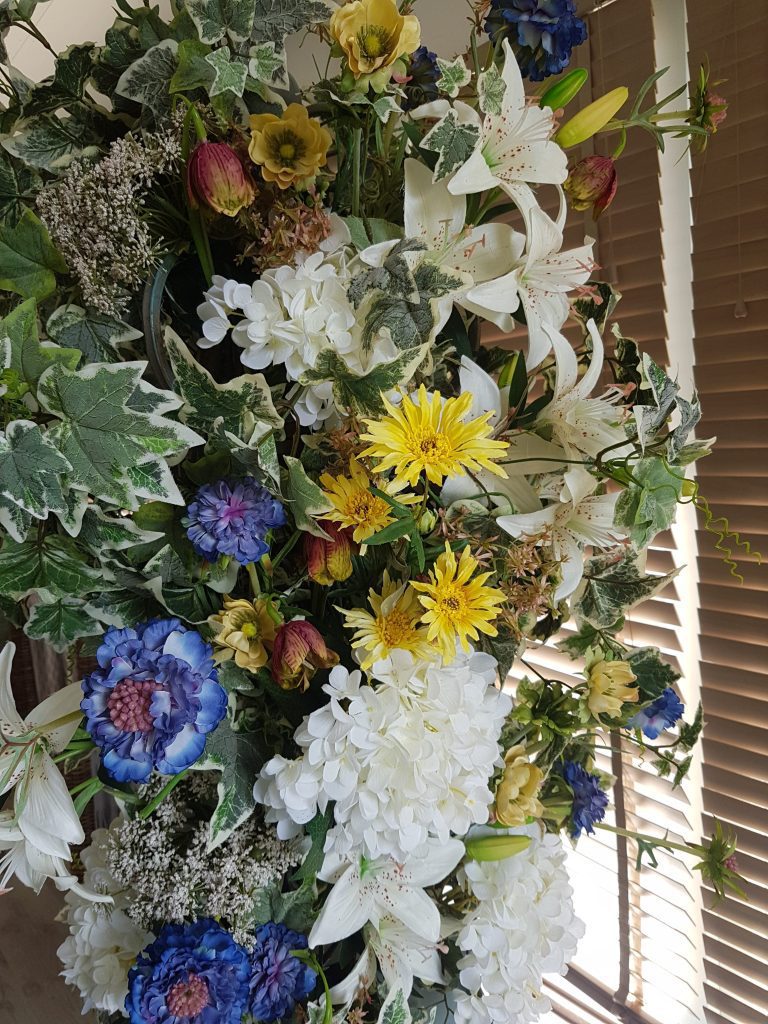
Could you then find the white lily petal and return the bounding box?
[0,642,24,734]
[552,530,586,600]
[18,751,84,855]
[329,944,377,1006]
[581,318,606,396]
[309,861,374,947]
[26,682,83,754]
[459,356,504,425]
[406,837,465,887]
[448,146,501,196]
[404,159,466,251]
[545,322,579,393]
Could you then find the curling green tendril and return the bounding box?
[690,487,763,583]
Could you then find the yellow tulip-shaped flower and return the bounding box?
[207,597,278,671]
[248,103,331,190]
[495,745,544,827]
[330,0,421,78]
[340,570,433,671]
[411,544,505,661]
[586,657,638,718]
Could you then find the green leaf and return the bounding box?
[37,360,203,509]
[216,660,259,695]
[144,543,188,585]
[0,151,39,223]
[1,299,79,385]
[557,619,625,659]
[24,44,96,116]
[667,394,702,462]
[573,548,679,629]
[249,0,329,45]
[0,535,103,600]
[46,304,142,364]
[614,459,683,548]
[301,345,428,418]
[78,507,164,555]
[625,646,681,701]
[186,0,255,44]
[53,489,89,537]
[115,39,179,117]
[85,590,159,629]
[379,986,412,1024]
[24,595,102,651]
[247,41,285,84]
[205,46,248,97]
[1,114,100,172]
[293,806,333,885]
[284,456,332,537]
[165,328,283,436]
[372,95,400,123]
[572,282,621,332]
[195,718,266,851]
[479,621,524,683]
[0,494,33,543]
[169,38,213,93]
[0,419,71,518]
[633,353,679,450]
[0,209,67,300]
[343,215,402,251]
[365,517,415,546]
[436,56,471,99]
[478,64,506,115]
[421,109,479,181]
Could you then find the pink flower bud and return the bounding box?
[564,155,618,219]
[271,620,339,691]
[305,522,355,586]
[187,142,255,217]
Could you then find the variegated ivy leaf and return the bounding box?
[667,393,702,462]
[165,328,283,436]
[0,535,104,601]
[372,95,400,123]
[284,456,332,538]
[115,39,179,118]
[348,239,424,308]
[479,64,506,115]
[378,985,412,1024]
[0,419,71,519]
[1,114,100,172]
[85,590,159,630]
[37,360,203,509]
[301,345,429,418]
[24,595,102,651]
[0,494,33,543]
[1,298,80,386]
[194,717,266,851]
[46,305,142,365]
[0,336,9,371]
[421,109,480,182]
[53,489,89,538]
[186,0,255,44]
[614,458,684,548]
[248,41,285,84]
[572,549,680,630]
[0,150,40,223]
[436,56,471,99]
[205,47,248,97]
[250,0,329,46]
[78,508,164,555]
[632,352,679,450]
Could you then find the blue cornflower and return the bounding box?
[82,619,227,783]
[485,0,587,81]
[628,687,684,740]
[126,918,250,1024]
[185,477,286,566]
[559,760,608,838]
[403,46,442,110]
[248,923,317,1022]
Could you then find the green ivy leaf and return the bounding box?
[625,646,681,701]
[0,151,39,223]
[284,456,332,537]
[169,38,214,93]
[85,590,159,629]
[633,353,679,450]
[0,419,71,518]
[573,549,679,629]
[614,459,683,548]
[186,0,255,44]
[300,345,429,418]
[0,535,103,600]
[78,507,164,555]
[37,360,203,508]
[479,621,524,683]
[293,806,333,885]
[418,108,480,182]
[1,114,100,172]
[436,56,471,99]
[23,44,96,116]
[1,298,80,385]
[205,46,248,97]
[115,39,179,117]
[0,493,33,543]
[247,41,285,84]
[249,0,329,45]
[46,304,142,364]
[478,65,506,115]
[0,209,68,300]
[24,595,102,651]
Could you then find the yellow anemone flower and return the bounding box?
[248,103,331,190]
[330,0,421,79]
[340,570,433,671]
[495,745,544,827]
[411,544,506,661]
[586,657,638,718]
[320,457,419,544]
[360,386,509,490]
[207,596,277,671]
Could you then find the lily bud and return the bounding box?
[540,68,589,111]
[271,620,339,691]
[564,156,618,218]
[305,522,355,586]
[555,86,629,148]
[187,141,255,217]
[464,833,532,862]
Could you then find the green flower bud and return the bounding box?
[464,833,532,862]
[555,87,629,148]
[540,68,588,111]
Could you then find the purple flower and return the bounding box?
[127,919,250,1024]
[628,687,684,740]
[185,477,286,566]
[82,619,227,784]
[403,46,442,110]
[248,923,316,1022]
[559,760,608,838]
[485,0,587,81]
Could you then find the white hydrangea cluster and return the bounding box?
[254,651,512,862]
[57,826,153,1016]
[453,826,585,1024]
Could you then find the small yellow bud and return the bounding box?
[555,87,629,148]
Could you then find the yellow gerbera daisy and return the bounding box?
[320,458,418,544]
[411,544,506,660]
[360,385,509,490]
[340,571,433,671]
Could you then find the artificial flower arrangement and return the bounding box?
[0,1,739,1023]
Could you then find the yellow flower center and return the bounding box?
[279,142,296,160]
[412,429,451,462]
[241,622,259,639]
[378,609,418,649]
[433,584,467,617]
[346,490,388,523]
[270,130,306,168]
[357,24,391,59]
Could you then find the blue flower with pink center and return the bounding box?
[184,477,286,566]
[81,619,227,784]
[126,918,250,1024]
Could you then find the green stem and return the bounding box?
[595,822,695,857]
[138,769,189,820]
[271,531,302,573]
[247,561,261,597]
[350,127,362,218]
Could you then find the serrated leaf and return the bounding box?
[115,39,179,117]
[24,595,102,651]
[85,590,159,629]
[78,507,164,555]
[420,109,480,182]
[478,64,506,115]
[0,151,39,223]
[249,0,329,45]
[436,56,471,99]
[165,328,282,435]
[625,646,681,701]
[205,46,248,97]
[301,345,429,418]
[0,208,68,300]
[372,95,400,123]
[613,459,683,548]
[573,548,679,629]
[379,986,412,1024]
[0,493,33,542]
[194,717,266,850]
[284,455,332,537]
[478,621,524,683]
[0,419,70,518]
[186,0,255,44]
[0,535,103,600]
[46,304,141,364]
[633,353,679,450]
[169,38,213,92]
[37,360,203,509]
[247,41,285,83]
[1,114,100,172]
[1,298,80,385]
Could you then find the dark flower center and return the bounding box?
[166,974,210,1017]
[107,678,161,733]
[269,130,306,168]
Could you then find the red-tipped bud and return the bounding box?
[271,620,339,691]
[305,522,355,586]
[564,155,618,219]
[187,142,255,217]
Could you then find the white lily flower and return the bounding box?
[534,320,630,459]
[368,915,446,999]
[446,40,568,227]
[309,838,464,950]
[497,467,625,599]
[465,207,594,369]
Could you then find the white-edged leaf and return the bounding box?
[284,455,332,537]
[479,64,506,115]
[115,39,179,117]
[0,419,71,518]
[421,109,480,182]
[46,304,142,364]
[205,46,248,97]
[301,345,429,417]
[24,595,102,651]
[436,56,471,99]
